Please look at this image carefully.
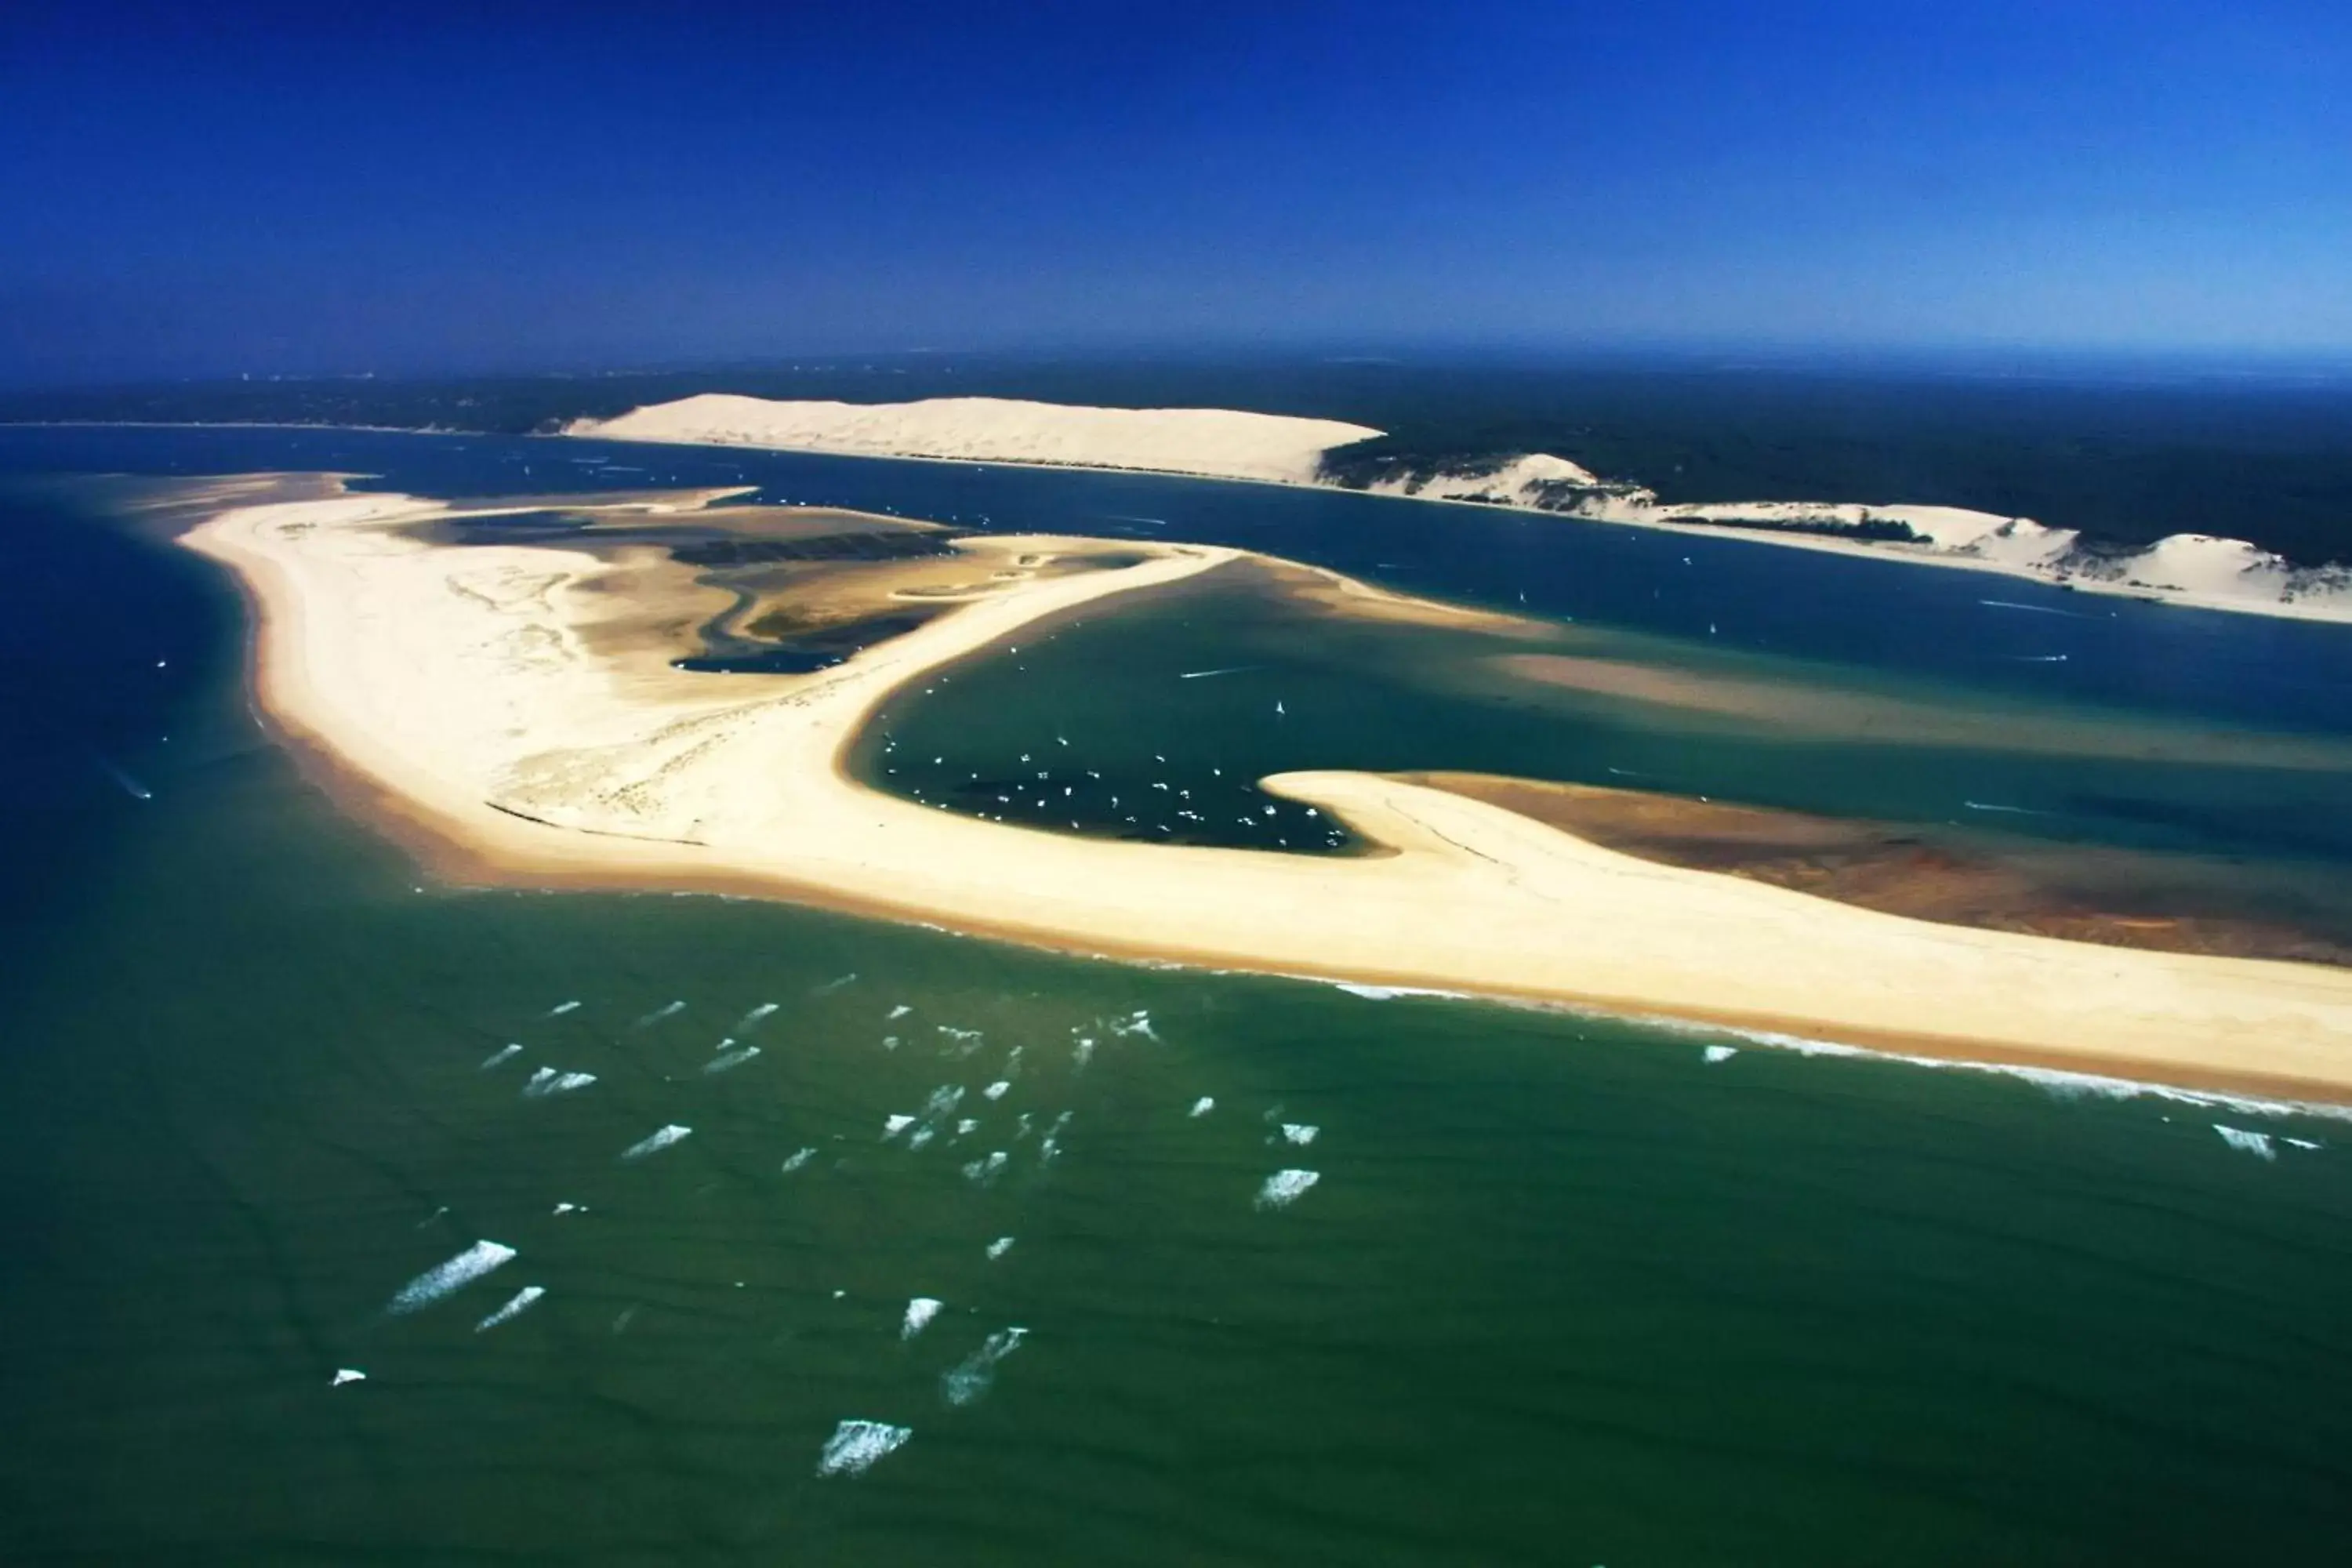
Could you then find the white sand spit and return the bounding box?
[183,485,2352,1100]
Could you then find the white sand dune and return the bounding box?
[183,484,2352,1101]
[568,394,1379,486]
[565,394,2352,622]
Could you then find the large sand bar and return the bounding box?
[572,393,1380,485]
[184,486,2352,1100]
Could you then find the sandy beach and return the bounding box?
[182,482,2352,1102]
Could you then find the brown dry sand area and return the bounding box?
[1399,772,2352,967]
[176,479,2352,1102]
[1496,652,2352,770]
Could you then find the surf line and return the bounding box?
[1178,666,1256,680]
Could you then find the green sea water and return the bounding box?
[10,693,2352,1566]
[5,433,2352,1563]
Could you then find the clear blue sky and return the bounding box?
[2,0,2347,382]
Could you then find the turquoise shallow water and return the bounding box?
[3,429,2352,1563]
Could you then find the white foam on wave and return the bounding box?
[1329,982,1465,1002]
[1620,1012,2352,1125]
[1256,1170,1320,1210]
[1189,1096,1214,1117]
[704,1044,762,1074]
[1703,1045,1738,1064]
[954,1117,979,1137]
[331,1368,365,1387]
[1107,1010,1157,1040]
[961,1150,1010,1185]
[888,1004,913,1020]
[736,1002,780,1029]
[2285,1137,2322,1152]
[480,1043,523,1069]
[475,1285,547,1331]
[902,1297,942,1339]
[546,1000,581,1017]
[986,1236,1015,1261]
[942,1327,1027,1406]
[782,1146,818,1173]
[813,972,858,996]
[1225,963,2352,1123]
[1072,1038,1095,1069]
[817,1419,912,1477]
[387,1240,517,1315]
[2214,1124,2278,1160]
[882,1113,916,1139]
[1279,1123,1319,1146]
[553,1202,584,1215]
[521,1066,597,1098]
[982,1080,1011,1101]
[619,1124,691,1161]
[633,1000,686,1029]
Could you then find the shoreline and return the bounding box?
[585,432,2352,626]
[20,417,2352,624]
[554,401,2352,626]
[180,479,2352,1105]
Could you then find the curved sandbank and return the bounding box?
[566,394,2352,624]
[182,484,2352,1102]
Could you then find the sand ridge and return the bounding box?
[183,481,2352,1101]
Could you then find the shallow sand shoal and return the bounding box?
[1396,770,2352,967]
[183,485,2352,1102]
